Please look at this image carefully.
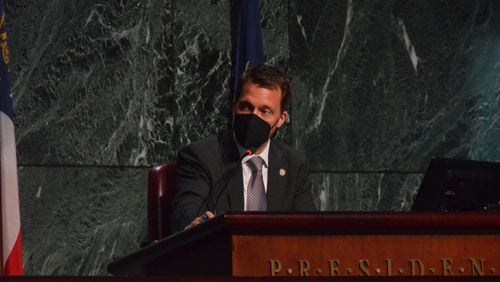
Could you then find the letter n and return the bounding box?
[469,258,484,276]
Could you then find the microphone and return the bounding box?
[203,147,254,215]
[245,148,255,157]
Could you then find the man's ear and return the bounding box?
[277,111,288,128]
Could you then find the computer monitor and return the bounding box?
[411,157,500,211]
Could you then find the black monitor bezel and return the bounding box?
[411,157,500,211]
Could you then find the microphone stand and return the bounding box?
[206,148,254,215]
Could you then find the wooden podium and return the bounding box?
[107,212,500,278]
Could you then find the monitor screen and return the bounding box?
[411,158,500,211]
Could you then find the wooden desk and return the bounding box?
[108,212,500,278]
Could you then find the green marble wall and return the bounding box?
[7,0,499,275]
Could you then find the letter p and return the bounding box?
[269,260,282,276]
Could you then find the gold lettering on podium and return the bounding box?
[268,260,281,276]
[385,259,393,276]
[328,259,341,276]
[409,259,425,276]
[469,258,484,276]
[359,259,370,276]
[298,260,310,276]
[441,258,453,275]
[265,257,496,277]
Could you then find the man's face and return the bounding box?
[234,82,288,139]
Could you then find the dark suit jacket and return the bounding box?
[171,130,316,232]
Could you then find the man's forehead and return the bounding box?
[243,81,280,92]
[240,82,282,99]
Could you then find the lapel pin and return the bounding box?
[279,168,286,176]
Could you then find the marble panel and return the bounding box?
[170,0,232,148]
[310,172,423,212]
[9,0,175,166]
[171,0,291,148]
[19,165,148,275]
[462,2,500,161]
[9,0,292,166]
[260,0,291,143]
[290,0,500,171]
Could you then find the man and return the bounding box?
[171,65,316,232]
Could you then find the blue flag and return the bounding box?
[0,2,12,119]
[231,0,264,100]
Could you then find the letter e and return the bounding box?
[441,258,453,276]
[328,259,340,276]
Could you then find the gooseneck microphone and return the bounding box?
[196,148,254,217]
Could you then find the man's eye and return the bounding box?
[239,104,250,111]
[262,109,272,115]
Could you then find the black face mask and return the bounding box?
[233,114,271,152]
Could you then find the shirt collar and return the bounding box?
[234,136,270,168]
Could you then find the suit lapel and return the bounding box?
[266,141,288,211]
[218,131,244,211]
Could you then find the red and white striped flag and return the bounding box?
[0,0,24,275]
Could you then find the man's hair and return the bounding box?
[236,65,291,111]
